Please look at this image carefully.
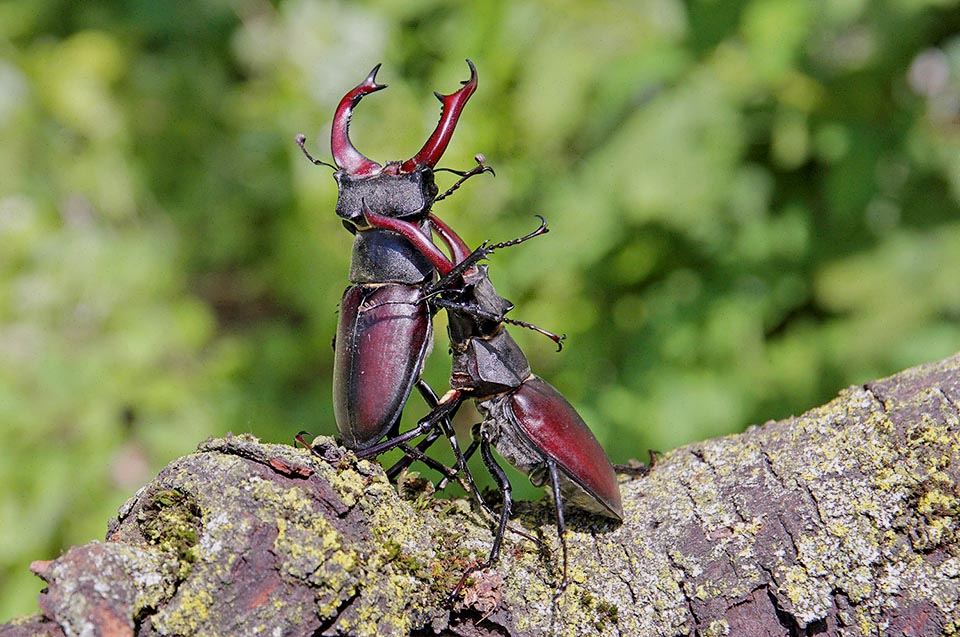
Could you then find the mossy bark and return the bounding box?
[2,353,959,637]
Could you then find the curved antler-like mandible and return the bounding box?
[400,59,478,173]
[331,64,386,176]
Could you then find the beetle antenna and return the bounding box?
[295,134,336,170]
[434,154,495,202]
[501,316,566,352]
[424,216,550,296]
[483,215,549,252]
[429,297,566,352]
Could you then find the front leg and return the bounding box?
[355,389,464,460]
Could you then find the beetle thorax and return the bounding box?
[449,329,531,394]
[348,224,435,285]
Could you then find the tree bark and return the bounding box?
[3,353,960,637]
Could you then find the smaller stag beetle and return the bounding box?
[357,207,623,594]
[296,60,491,455]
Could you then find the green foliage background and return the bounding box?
[2,0,959,619]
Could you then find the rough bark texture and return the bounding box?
[3,353,960,637]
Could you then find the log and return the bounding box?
[2,353,959,637]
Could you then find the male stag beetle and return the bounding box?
[296,60,491,454]
[357,206,623,592]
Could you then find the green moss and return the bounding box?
[598,599,619,624]
[137,489,202,580]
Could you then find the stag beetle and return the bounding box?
[357,206,623,593]
[296,60,490,453]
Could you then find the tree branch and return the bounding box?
[3,353,960,636]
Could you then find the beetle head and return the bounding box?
[330,60,478,226]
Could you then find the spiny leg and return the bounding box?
[386,380,458,480]
[395,441,462,484]
[387,381,486,510]
[448,436,513,602]
[546,458,569,597]
[294,429,452,483]
[424,216,550,298]
[355,390,464,460]
[387,428,443,480]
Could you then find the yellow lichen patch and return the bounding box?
[825,521,849,538]
[778,553,836,624]
[329,465,371,508]
[158,587,214,634]
[694,583,711,600]
[918,482,959,517]
[845,565,874,603]
[856,609,881,636]
[733,516,764,537]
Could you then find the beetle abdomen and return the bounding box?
[509,377,623,520]
[333,284,432,450]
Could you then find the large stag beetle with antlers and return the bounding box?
[297,60,490,455]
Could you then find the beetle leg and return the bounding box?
[546,458,569,597]
[383,387,539,553]
[380,381,489,516]
[448,435,513,603]
[387,381,472,489]
[394,441,461,482]
[383,381,458,481]
[480,437,512,566]
[430,297,566,351]
[413,382,481,498]
[424,215,551,297]
[386,428,443,480]
[355,389,463,459]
